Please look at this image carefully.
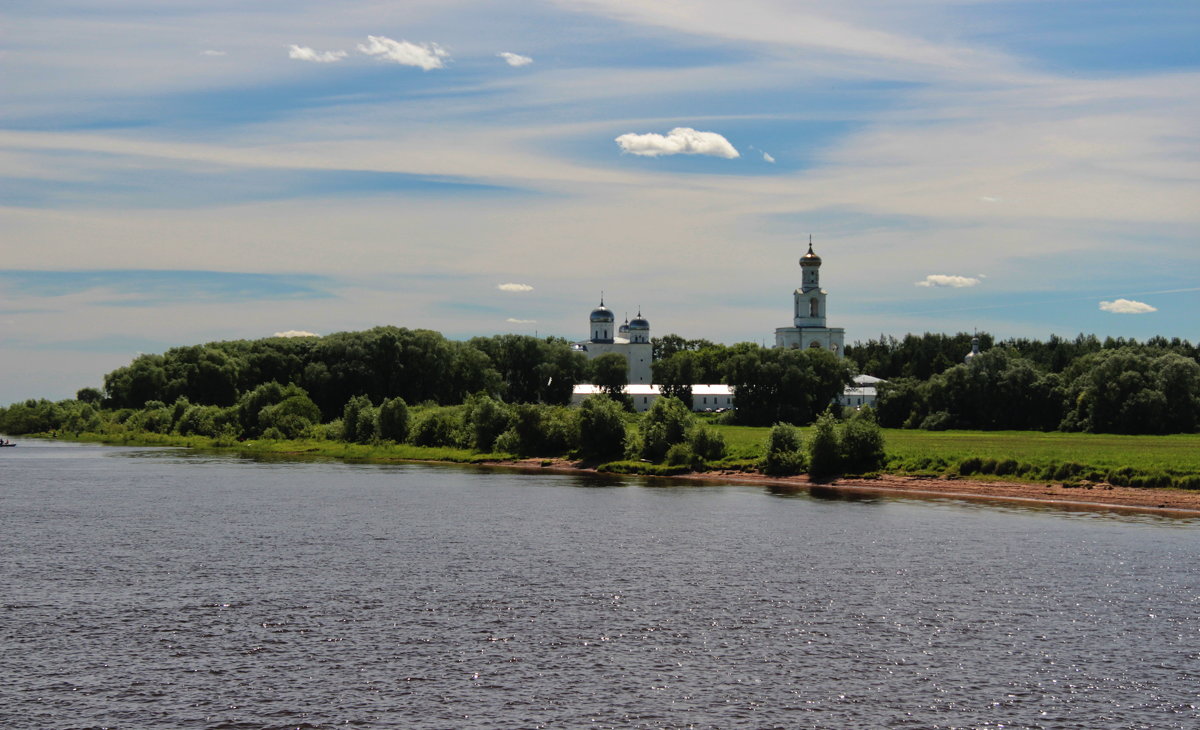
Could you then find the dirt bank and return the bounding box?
[490,459,1200,516]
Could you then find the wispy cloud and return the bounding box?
[200,50,226,57]
[273,330,320,338]
[357,36,448,70]
[287,45,347,63]
[916,275,982,288]
[497,52,533,67]
[762,152,775,163]
[498,283,534,292]
[506,318,536,324]
[0,270,334,305]
[1099,298,1157,314]
[615,127,739,159]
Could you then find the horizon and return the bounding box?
[3,1,1197,404]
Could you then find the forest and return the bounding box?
[1,328,1197,440]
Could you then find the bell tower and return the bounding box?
[793,236,827,328]
[775,235,844,357]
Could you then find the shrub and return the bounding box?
[638,397,694,462]
[761,422,805,476]
[664,442,701,469]
[460,393,511,452]
[341,395,377,443]
[994,458,1019,476]
[839,408,886,474]
[957,456,983,476]
[409,408,461,447]
[920,411,955,431]
[1053,462,1085,481]
[689,426,726,463]
[1175,475,1200,490]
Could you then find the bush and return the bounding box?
[840,408,885,474]
[994,458,1019,476]
[919,411,955,431]
[664,442,701,469]
[578,396,627,461]
[638,397,695,462]
[761,422,806,476]
[807,410,841,479]
[409,408,461,447]
[460,393,511,451]
[689,426,726,462]
[957,456,983,476]
[378,397,410,443]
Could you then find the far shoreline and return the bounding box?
[16,433,1200,517]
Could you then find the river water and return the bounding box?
[1,440,1198,729]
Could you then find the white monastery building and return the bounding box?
[572,239,870,413]
[572,299,653,385]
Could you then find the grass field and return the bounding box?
[42,424,1200,488]
[709,423,1200,486]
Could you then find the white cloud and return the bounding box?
[615,127,740,158]
[200,50,226,57]
[979,196,1001,203]
[357,36,448,70]
[498,52,533,67]
[506,318,536,324]
[916,274,982,288]
[287,45,347,63]
[1099,298,1157,314]
[498,283,534,292]
[762,152,775,163]
[273,330,320,338]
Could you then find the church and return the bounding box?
[572,238,858,412]
[571,300,654,385]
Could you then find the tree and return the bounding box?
[807,409,841,479]
[652,351,698,405]
[75,387,103,404]
[723,346,850,426]
[578,396,627,461]
[378,397,410,443]
[590,353,630,400]
[258,391,321,439]
[460,393,511,451]
[341,395,377,443]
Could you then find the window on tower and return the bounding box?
[809,298,819,317]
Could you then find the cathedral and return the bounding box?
[572,299,653,385]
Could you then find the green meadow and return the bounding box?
[41,424,1200,489]
[707,423,1200,487]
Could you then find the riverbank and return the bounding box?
[20,433,1200,516]
[478,457,1200,516]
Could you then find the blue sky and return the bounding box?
[2,0,1198,403]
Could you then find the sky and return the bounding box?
[2,0,1198,404]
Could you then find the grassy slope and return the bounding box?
[40,425,1200,485]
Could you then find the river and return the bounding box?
[2,440,1198,729]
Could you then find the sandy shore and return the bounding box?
[491,459,1200,517]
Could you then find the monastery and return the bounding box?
[571,239,878,412]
